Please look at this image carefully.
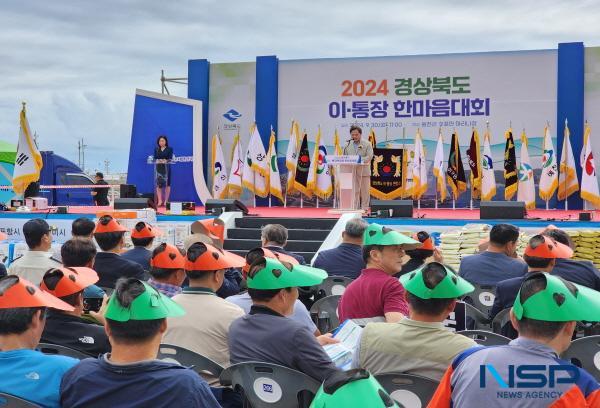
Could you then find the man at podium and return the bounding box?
[343,125,373,210]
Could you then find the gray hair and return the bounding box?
[261,224,288,246]
[344,218,368,239]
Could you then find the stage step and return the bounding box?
[235,217,337,230]
[227,227,330,241]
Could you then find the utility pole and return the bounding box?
[77,139,88,170]
[104,159,110,175]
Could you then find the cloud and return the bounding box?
[0,0,599,171]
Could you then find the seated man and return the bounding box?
[0,276,78,408]
[397,231,444,277]
[8,218,62,283]
[0,231,6,278]
[356,262,477,380]
[429,273,600,407]
[93,215,145,288]
[148,243,186,297]
[313,217,368,279]
[71,217,96,239]
[338,223,420,323]
[458,223,527,285]
[122,222,160,271]
[60,278,220,407]
[261,223,306,264]
[229,257,339,382]
[226,247,319,335]
[60,237,106,306]
[40,267,111,356]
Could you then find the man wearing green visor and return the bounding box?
[338,223,421,323]
[356,262,477,381]
[60,278,220,407]
[228,257,340,382]
[429,273,600,407]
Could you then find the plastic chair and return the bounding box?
[375,372,438,408]
[309,295,341,333]
[157,344,224,378]
[315,276,354,299]
[462,284,496,316]
[562,336,600,382]
[36,343,89,360]
[491,308,512,332]
[464,303,492,330]
[0,393,40,407]
[457,330,511,346]
[220,362,321,408]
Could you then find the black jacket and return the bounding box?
[313,243,364,279]
[94,252,146,289]
[264,245,307,265]
[121,247,152,271]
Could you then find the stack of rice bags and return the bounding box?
[439,224,491,270]
[570,230,600,265]
[439,230,462,269]
[516,231,531,258]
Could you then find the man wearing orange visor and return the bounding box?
[148,243,186,298]
[490,234,574,338]
[123,222,162,271]
[40,266,111,356]
[0,276,78,408]
[397,231,444,277]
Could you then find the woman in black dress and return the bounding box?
[154,135,173,206]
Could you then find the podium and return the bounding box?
[147,156,173,205]
[326,155,365,210]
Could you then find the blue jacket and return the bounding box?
[458,251,527,285]
[552,258,600,291]
[121,247,152,271]
[264,245,307,265]
[313,243,365,279]
[93,252,146,289]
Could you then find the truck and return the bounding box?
[38,151,96,206]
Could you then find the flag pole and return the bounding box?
[564,118,568,211]
[402,127,406,199]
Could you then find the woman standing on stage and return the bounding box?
[154,135,173,207]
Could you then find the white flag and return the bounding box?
[248,125,269,176]
[12,105,43,195]
[227,133,243,196]
[580,124,600,208]
[517,131,536,209]
[538,125,558,201]
[242,125,268,197]
[211,134,228,199]
[285,120,300,193]
[432,130,447,202]
[412,129,428,199]
[267,128,283,201]
[315,139,332,199]
[481,128,496,201]
[557,123,579,200]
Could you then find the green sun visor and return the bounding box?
[104,281,185,321]
[363,223,421,249]
[400,262,474,299]
[247,258,328,290]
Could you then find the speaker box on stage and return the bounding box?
[370,200,413,218]
[120,184,137,198]
[114,198,150,210]
[480,201,525,219]
[205,199,249,215]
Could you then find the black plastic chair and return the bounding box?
[309,295,341,333]
[36,343,89,360]
[0,393,40,407]
[562,336,600,382]
[491,308,511,334]
[157,344,224,378]
[220,362,321,408]
[315,276,354,299]
[462,284,496,316]
[457,330,511,346]
[464,303,492,330]
[375,372,438,407]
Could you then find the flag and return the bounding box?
[517,131,536,209]
[412,129,428,199]
[211,133,228,199]
[267,128,283,201]
[432,130,447,202]
[446,131,466,200]
[504,128,518,200]
[558,122,579,200]
[242,125,268,198]
[285,120,301,193]
[315,137,332,199]
[307,127,321,191]
[12,105,43,195]
[580,124,600,208]
[333,128,342,155]
[293,133,312,197]
[539,125,559,201]
[368,128,376,148]
[481,128,496,201]
[227,133,243,196]
[466,128,482,199]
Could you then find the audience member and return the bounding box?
[93,215,145,288]
[397,231,443,277]
[122,222,160,271]
[229,257,339,382]
[0,231,7,278]
[61,238,97,268]
[0,276,78,407]
[338,223,420,323]
[356,262,477,380]
[261,223,306,264]
[429,273,600,406]
[71,217,96,239]
[458,223,527,285]
[311,369,396,407]
[313,217,368,279]
[148,243,186,297]
[60,278,220,407]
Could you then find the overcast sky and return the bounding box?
[1,0,599,173]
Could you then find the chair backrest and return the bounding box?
[491,308,512,334]
[0,393,40,408]
[457,330,511,346]
[157,344,224,378]
[316,276,354,298]
[220,362,321,408]
[562,335,600,382]
[463,303,492,330]
[36,343,89,360]
[309,295,341,332]
[463,284,496,316]
[375,372,438,408]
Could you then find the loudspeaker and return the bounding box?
[370,200,413,218]
[120,184,137,198]
[480,201,525,219]
[579,212,592,221]
[205,199,248,215]
[114,198,150,210]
